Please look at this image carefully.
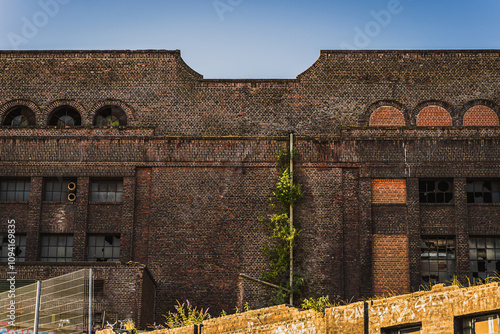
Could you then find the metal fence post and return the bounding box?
[88,269,93,334]
[34,281,41,334]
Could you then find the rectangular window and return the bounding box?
[383,325,422,334]
[458,313,500,334]
[419,179,453,203]
[90,179,123,202]
[0,234,26,261]
[467,180,500,203]
[469,237,500,281]
[44,178,76,202]
[0,179,30,201]
[421,237,456,285]
[87,235,120,262]
[40,235,73,262]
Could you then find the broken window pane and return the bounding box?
[470,237,500,282]
[421,237,456,286]
[467,180,500,203]
[419,180,453,203]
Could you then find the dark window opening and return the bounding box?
[0,234,26,261]
[0,179,30,201]
[87,235,120,262]
[3,106,36,127]
[419,180,453,203]
[382,324,422,334]
[90,179,123,202]
[421,237,456,286]
[48,106,81,127]
[40,235,73,262]
[467,180,500,203]
[94,106,127,126]
[469,237,500,281]
[93,280,105,299]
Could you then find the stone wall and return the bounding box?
[110,283,500,333]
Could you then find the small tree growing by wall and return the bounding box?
[261,144,303,305]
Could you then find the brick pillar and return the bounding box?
[406,178,421,290]
[121,176,136,262]
[26,177,42,261]
[73,177,89,261]
[342,168,361,299]
[358,175,372,297]
[133,168,151,264]
[454,178,469,283]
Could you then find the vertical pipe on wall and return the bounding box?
[289,132,294,305]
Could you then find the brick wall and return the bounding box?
[371,179,406,204]
[416,106,452,127]
[372,235,410,295]
[3,50,500,323]
[463,105,499,126]
[368,107,405,127]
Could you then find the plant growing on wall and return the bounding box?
[149,300,211,329]
[261,145,303,305]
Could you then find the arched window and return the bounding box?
[48,106,81,127]
[94,106,127,127]
[3,106,36,127]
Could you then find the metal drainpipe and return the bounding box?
[289,132,294,305]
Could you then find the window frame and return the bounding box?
[382,323,422,334]
[467,180,500,204]
[48,106,81,127]
[0,234,27,262]
[456,312,500,334]
[89,179,123,203]
[469,236,500,281]
[0,179,31,202]
[94,106,127,127]
[2,106,36,127]
[87,235,121,262]
[43,178,77,203]
[419,179,454,204]
[40,234,74,262]
[421,237,456,286]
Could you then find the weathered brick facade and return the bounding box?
[1,50,500,326]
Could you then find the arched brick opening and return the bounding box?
[416,106,452,127]
[463,105,499,126]
[369,106,405,127]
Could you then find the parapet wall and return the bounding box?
[103,283,500,333]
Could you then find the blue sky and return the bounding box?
[0,0,499,78]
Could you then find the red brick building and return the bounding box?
[1,50,500,327]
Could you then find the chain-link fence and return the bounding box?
[0,269,92,334]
